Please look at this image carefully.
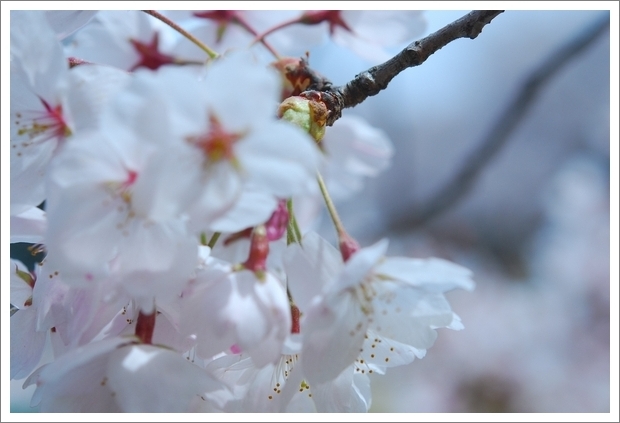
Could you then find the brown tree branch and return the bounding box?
[394,13,610,230]
[301,10,504,126]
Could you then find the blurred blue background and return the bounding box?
[307,10,612,413]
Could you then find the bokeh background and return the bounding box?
[7,8,616,414]
[305,9,614,413]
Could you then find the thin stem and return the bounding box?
[286,199,302,245]
[143,10,219,60]
[200,232,208,246]
[233,13,281,59]
[316,171,345,236]
[252,16,301,47]
[207,232,221,249]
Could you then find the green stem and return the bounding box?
[200,232,208,246]
[316,171,345,237]
[143,10,219,60]
[207,232,221,249]
[286,199,301,245]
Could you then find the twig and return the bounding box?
[394,13,610,229]
[301,10,504,126]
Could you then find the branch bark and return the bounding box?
[301,10,505,126]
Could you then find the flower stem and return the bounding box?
[232,13,281,59]
[252,15,302,47]
[286,199,303,245]
[207,232,221,249]
[317,171,360,261]
[142,10,219,60]
[135,310,156,344]
[316,171,344,235]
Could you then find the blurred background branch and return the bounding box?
[393,14,610,230]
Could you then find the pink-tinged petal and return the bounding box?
[283,231,343,312]
[301,292,368,385]
[376,256,475,292]
[10,307,46,379]
[335,238,388,293]
[107,345,224,412]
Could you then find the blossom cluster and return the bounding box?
[10,10,474,412]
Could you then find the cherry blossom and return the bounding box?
[65,10,181,71]
[284,231,474,385]
[182,229,291,367]
[11,10,130,213]
[204,335,372,412]
[8,10,480,413]
[24,337,225,412]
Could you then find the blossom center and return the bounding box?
[129,32,175,71]
[187,112,245,167]
[14,98,71,149]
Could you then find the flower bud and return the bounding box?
[278,95,327,142]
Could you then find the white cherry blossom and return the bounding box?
[284,231,474,385]
[25,337,225,412]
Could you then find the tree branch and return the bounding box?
[394,13,610,230]
[301,10,504,126]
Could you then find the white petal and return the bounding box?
[283,231,343,312]
[208,186,278,233]
[335,238,388,293]
[377,256,475,292]
[301,292,367,385]
[10,307,46,379]
[107,345,224,412]
[46,11,97,40]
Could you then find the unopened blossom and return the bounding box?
[284,231,474,385]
